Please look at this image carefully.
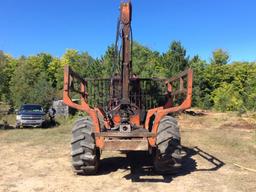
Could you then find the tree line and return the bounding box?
[0,41,255,112]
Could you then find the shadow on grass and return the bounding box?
[0,120,60,130]
[0,122,15,130]
[183,110,207,116]
[96,146,224,183]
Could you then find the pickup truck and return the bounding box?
[16,104,46,128]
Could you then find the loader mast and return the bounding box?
[120,2,132,103]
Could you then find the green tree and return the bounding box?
[0,51,8,101]
[1,42,256,113]
[87,59,105,78]
[198,49,231,108]
[101,45,117,77]
[10,59,55,108]
[26,53,53,75]
[132,42,163,77]
[56,49,95,95]
[48,57,62,88]
[101,42,163,78]
[229,62,256,111]
[211,49,229,65]
[212,83,243,112]
[162,41,189,77]
[0,51,17,104]
[61,49,94,77]
[189,55,208,107]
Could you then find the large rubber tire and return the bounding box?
[71,117,100,175]
[154,116,182,174]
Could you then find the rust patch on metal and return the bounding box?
[103,139,148,151]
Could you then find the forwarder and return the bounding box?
[63,1,193,174]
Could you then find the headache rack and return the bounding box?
[64,65,192,113]
[84,78,167,110]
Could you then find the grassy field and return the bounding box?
[0,111,255,192]
[0,116,72,145]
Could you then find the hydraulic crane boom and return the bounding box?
[120,2,132,102]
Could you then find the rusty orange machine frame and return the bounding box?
[63,66,193,150]
[63,1,193,152]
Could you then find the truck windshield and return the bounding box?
[21,105,43,112]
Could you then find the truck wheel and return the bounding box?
[154,116,182,174]
[71,117,100,175]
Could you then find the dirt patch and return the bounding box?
[0,112,255,192]
[219,119,256,130]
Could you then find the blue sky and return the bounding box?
[1,0,256,62]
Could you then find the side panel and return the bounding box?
[63,66,104,148]
[146,69,193,146]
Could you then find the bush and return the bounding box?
[212,83,244,112]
